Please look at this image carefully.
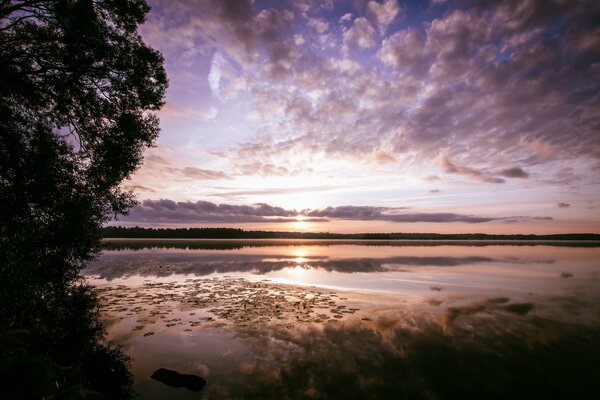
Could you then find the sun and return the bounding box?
[291,214,308,230]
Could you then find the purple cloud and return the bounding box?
[498,167,530,179]
[124,199,306,223]
[141,153,231,181]
[307,205,498,223]
[182,167,230,180]
[439,153,505,184]
[118,200,552,225]
[344,17,377,49]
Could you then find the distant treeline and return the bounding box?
[102,227,600,241]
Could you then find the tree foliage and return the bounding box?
[0,0,167,397]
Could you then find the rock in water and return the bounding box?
[151,368,207,392]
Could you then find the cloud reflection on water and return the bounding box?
[85,252,509,280]
[227,312,600,400]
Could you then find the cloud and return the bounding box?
[374,151,397,164]
[261,41,299,79]
[125,199,301,223]
[339,13,353,23]
[160,103,219,121]
[118,200,551,225]
[439,157,529,181]
[213,0,294,61]
[557,202,571,209]
[377,28,429,76]
[144,154,170,165]
[438,153,505,184]
[498,167,529,178]
[344,17,376,49]
[306,205,501,223]
[208,184,340,200]
[308,17,329,34]
[140,152,231,181]
[235,161,311,177]
[123,184,158,193]
[517,137,557,161]
[181,167,230,180]
[367,0,401,33]
[208,52,224,97]
[501,216,554,224]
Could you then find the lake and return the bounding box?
[84,239,600,399]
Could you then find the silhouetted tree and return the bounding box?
[0,0,167,398]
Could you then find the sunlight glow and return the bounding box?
[292,248,307,258]
[291,215,308,230]
[290,247,309,264]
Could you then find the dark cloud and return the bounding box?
[439,153,505,184]
[211,0,293,59]
[307,205,405,220]
[261,41,299,79]
[501,216,554,224]
[118,200,551,225]
[498,167,530,178]
[125,199,299,223]
[557,202,571,209]
[308,206,495,223]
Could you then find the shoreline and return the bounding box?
[100,237,600,249]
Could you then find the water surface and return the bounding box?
[85,240,600,399]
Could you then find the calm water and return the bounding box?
[84,240,600,399]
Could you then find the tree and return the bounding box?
[0,1,167,397]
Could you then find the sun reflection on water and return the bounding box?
[289,247,311,265]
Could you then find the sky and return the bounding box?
[116,0,600,234]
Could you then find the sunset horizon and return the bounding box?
[111,198,600,234]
